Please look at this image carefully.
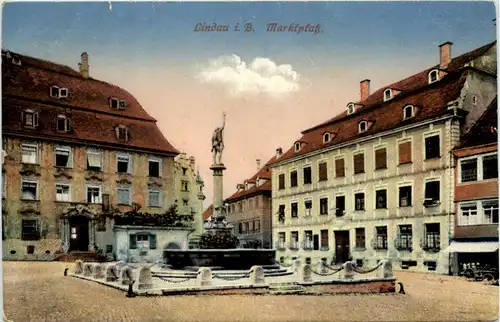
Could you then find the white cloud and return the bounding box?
[197,55,300,96]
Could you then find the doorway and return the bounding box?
[334,230,350,264]
[69,216,89,251]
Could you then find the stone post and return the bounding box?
[293,259,301,274]
[316,258,328,274]
[301,264,313,282]
[137,266,153,290]
[196,267,213,286]
[344,261,355,279]
[378,259,393,278]
[249,266,265,285]
[73,260,84,275]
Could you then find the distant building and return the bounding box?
[448,98,498,274]
[1,50,188,261]
[225,158,275,249]
[269,41,497,274]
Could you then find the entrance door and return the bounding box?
[69,217,89,251]
[334,230,350,264]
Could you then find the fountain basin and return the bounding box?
[164,249,276,270]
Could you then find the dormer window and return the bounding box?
[294,142,301,152]
[403,105,414,120]
[22,109,39,128]
[110,98,127,109]
[358,121,367,133]
[50,86,68,99]
[115,125,129,141]
[347,103,355,115]
[428,70,439,84]
[323,132,331,144]
[12,58,21,66]
[383,89,393,101]
[56,115,70,132]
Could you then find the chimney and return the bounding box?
[439,42,453,69]
[276,147,283,158]
[256,159,261,171]
[360,79,370,101]
[78,52,90,78]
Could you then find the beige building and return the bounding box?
[269,41,497,274]
[2,50,181,260]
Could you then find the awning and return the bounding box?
[444,241,499,253]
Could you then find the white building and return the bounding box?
[269,41,497,274]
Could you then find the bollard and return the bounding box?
[398,282,406,294]
[196,267,213,286]
[292,259,301,275]
[137,266,153,290]
[344,261,355,279]
[126,280,136,298]
[378,259,393,278]
[316,259,328,274]
[64,268,69,276]
[249,266,265,285]
[301,264,313,282]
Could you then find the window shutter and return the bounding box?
[129,234,137,249]
[33,113,39,127]
[318,163,327,181]
[399,142,412,164]
[149,234,157,249]
[335,159,345,177]
[375,149,387,169]
[354,154,364,174]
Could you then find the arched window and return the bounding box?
[383,89,393,101]
[347,103,355,115]
[358,121,367,133]
[323,132,331,144]
[428,70,439,84]
[294,142,301,152]
[403,105,414,120]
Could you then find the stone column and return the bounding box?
[62,219,70,253]
[88,220,95,251]
[210,164,226,216]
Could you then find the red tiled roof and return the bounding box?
[2,50,179,155]
[202,205,213,220]
[456,96,498,149]
[271,42,496,165]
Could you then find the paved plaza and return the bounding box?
[2,261,498,322]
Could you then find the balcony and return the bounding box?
[274,242,286,251]
[420,236,441,252]
[371,238,388,251]
[423,199,441,208]
[394,236,413,252]
[289,242,299,251]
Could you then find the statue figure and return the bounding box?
[211,112,226,165]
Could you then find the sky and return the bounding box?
[2,1,497,210]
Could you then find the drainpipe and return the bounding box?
[448,107,459,275]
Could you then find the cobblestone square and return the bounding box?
[3,262,498,322]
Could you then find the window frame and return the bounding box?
[23,109,39,128]
[117,185,132,205]
[291,202,298,218]
[458,199,499,226]
[353,152,365,174]
[54,146,72,168]
[278,173,285,190]
[428,69,439,84]
[21,143,39,165]
[116,153,132,174]
[424,134,441,160]
[148,156,163,178]
[303,165,312,185]
[398,139,412,165]
[358,121,367,133]
[383,89,392,101]
[403,105,414,120]
[86,149,103,172]
[424,180,440,206]
[290,170,298,187]
[86,184,102,204]
[354,192,365,211]
[398,185,412,207]
[21,219,40,241]
[294,142,301,152]
[319,197,328,215]
[458,152,498,183]
[375,189,387,209]
[374,147,387,170]
[355,227,366,249]
[347,103,355,115]
[318,161,328,182]
[21,178,39,200]
[55,183,71,202]
[323,132,331,144]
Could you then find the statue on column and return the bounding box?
[211,112,226,165]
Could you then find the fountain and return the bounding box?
[164,112,276,270]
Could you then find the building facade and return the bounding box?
[225,158,274,249]
[447,98,498,275]
[2,50,182,260]
[270,41,497,274]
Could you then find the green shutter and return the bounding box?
[129,234,137,249]
[149,234,157,249]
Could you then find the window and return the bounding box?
[424,181,440,206]
[117,186,131,205]
[110,98,127,109]
[483,200,499,224]
[375,148,387,170]
[117,153,131,174]
[304,200,312,217]
[294,142,301,152]
[21,180,38,200]
[303,166,312,184]
[23,109,39,127]
[375,226,388,250]
[353,153,364,174]
[399,186,412,207]
[304,231,313,249]
[148,190,160,207]
[254,220,260,232]
[319,198,328,215]
[358,121,367,133]
[320,230,329,248]
[290,171,298,187]
[55,146,71,167]
[459,200,499,226]
[278,204,286,222]
[355,228,365,248]
[483,155,498,179]
[278,174,285,190]
[21,219,39,241]
[87,150,102,172]
[354,193,365,211]
[336,196,345,213]
[86,185,101,204]
[50,86,68,98]
[56,115,70,132]
[21,144,38,164]
[403,105,413,120]
[318,162,328,181]
[291,202,298,218]
[376,190,387,209]
[425,135,440,159]
[335,158,345,177]
[131,234,157,250]
[347,103,355,115]
[55,184,70,202]
[397,225,412,250]
[383,89,392,101]
[115,125,129,141]
[291,231,299,249]
[238,223,243,234]
[148,158,161,177]
[459,203,478,226]
[244,222,249,233]
[182,167,187,176]
[278,232,286,248]
[182,181,189,192]
[424,223,440,250]
[323,133,331,144]
[460,159,477,182]
[398,141,412,164]
[428,70,439,84]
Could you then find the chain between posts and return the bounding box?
[353,261,384,274]
[153,275,193,283]
[213,274,250,281]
